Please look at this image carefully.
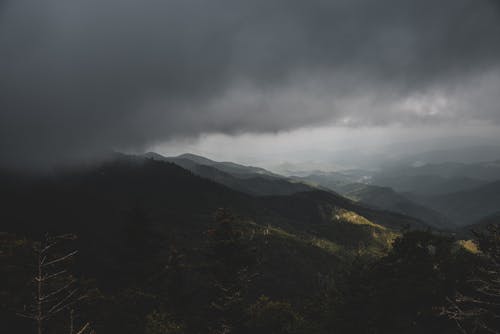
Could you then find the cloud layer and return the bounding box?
[1,0,500,167]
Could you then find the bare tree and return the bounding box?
[17,234,94,334]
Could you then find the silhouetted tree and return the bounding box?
[17,234,93,334]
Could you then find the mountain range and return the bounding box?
[1,151,499,333]
[0,153,430,260]
[287,157,500,229]
[419,180,500,226]
[144,152,314,196]
[141,153,500,229]
[1,151,498,248]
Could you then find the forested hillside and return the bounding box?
[1,155,499,333]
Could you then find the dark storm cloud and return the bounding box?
[1,0,500,167]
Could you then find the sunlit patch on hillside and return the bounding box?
[332,208,385,230]
[457,239,479,254]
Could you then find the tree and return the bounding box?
[445,224,500,333]
[17,234,93,334]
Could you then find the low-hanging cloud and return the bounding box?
[1,0,500,167]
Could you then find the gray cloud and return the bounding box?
[1,0,500,167]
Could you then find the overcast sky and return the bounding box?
[1,0,500,169]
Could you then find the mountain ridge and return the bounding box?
[144,152,315,196]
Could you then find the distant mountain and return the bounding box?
[336,183,453,229]
[371,173,487,196]
[407,160,500,181]
[293,170,373,189]
[144,152,314,196]
[293,158,500,197]
[422,180,500,226]
[370,159,500,195]
[378,160,500,182]
[0,154,428,254]
[297,159,500,228]
[360,157,500,197]
[394,145,500,166]
[151,152,280,178]
[295,171,451,229]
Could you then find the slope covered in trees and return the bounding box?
[2,154,497,333]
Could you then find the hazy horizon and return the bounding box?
[147,124,500,173]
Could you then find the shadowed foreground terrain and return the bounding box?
[1,155,499,333]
